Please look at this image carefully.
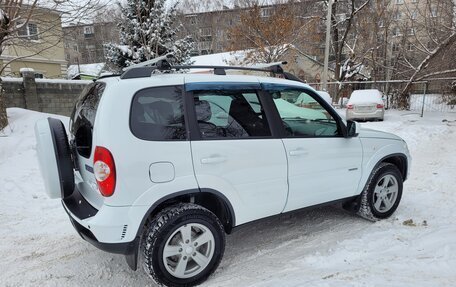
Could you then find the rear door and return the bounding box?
[187,82,288,225]
[69,82,106,208]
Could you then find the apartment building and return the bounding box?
[63,22,120,65]
[177,1,326,60]
[357,0,454,80]
[0,6,67,78]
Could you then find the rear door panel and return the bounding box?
[186,80,289,225]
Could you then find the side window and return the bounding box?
[270,89,340,137]
[130,86,186,141]
[70,82,105,158]
[193,90,271,139]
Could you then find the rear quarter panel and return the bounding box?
[93,76,199,207]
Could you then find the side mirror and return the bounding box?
[346,120,359,138]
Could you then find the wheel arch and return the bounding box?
[125,188,235,271]
[345,153,408,213]
[377,153,408,181]
[136,188,236,238]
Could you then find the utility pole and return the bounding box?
[322,0,333,91]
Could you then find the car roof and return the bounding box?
[98,73,314,91]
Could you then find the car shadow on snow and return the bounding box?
[54,205,368,286]
[209,205,369,279]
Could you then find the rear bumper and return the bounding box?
[62,184,141,254]
[65,208,139,255]
[346,109,384,120]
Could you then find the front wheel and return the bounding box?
[357,163,403,220]
[142,203,225,287]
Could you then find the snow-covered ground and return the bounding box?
[1,108,455,286]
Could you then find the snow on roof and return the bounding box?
[67,63,105,79]
[176,0,291,14]
[190,51,246,72]
[189,46,291,73]
[348,89,383,104]
[19,68,35,73]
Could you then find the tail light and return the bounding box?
[347,104,353,109]
[93,146,116,197]
[377,104,384,109]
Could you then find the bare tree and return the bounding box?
[396,0,456,105]
[0,0,111,131]
[326,0,371,101]
[227,0,318,64]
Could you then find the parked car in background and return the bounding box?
[346,89,385,121]
[295,90,332,108]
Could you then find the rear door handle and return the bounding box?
[289,149,309,156]
[201,156,227,164]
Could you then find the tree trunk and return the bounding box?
[0,80,8,131]
[399,32,456,108]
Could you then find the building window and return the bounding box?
[83,26,94,37]
[407,43,414,51]
[261,8,272,18]
[17,22,39,41]
[408,28,415,35]
[395,0,404,4]
[378,20,384,28]
[411,10,418,20]
[198,41,212,51]
[393,11,402,20]
[73,44,78,52]
[186,15,197,25]
[431,6,438,18]
[199,27,211,37]
[392,43,400,52]
[393,27,402,37]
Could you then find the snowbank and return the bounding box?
[1,108,455,286]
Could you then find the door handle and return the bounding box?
[289,149,309,156]
[201,156,227,164]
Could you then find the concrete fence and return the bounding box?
[2,72,91,116]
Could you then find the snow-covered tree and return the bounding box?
[105,0,194,72]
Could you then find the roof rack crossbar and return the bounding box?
[171,64,284,74]
[120,60,303,83]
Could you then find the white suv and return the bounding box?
[35,63,410,287]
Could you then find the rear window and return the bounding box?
[70,82,105,158]
[130,86,186,141]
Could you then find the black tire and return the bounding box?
[142,203,225,287]
[48,117,74,198]
[357,162,403,220]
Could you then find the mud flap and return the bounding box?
[125,236,140,271]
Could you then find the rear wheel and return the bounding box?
[357,163,403,220]
[142,203,225,287]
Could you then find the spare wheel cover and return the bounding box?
[35,118,74,198]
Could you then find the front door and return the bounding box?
[187,83,288,225]
[265,85,363,212]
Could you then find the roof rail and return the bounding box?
[119,56,302,83]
